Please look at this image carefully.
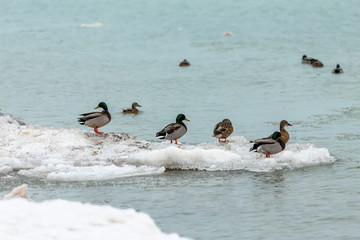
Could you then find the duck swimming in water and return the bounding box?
[123,102,142,114]
[250,131,286,158]
[78,102,111,134]
[332,64,344,74]
[156,114,190,144]
[212,118,234,142]
[302,55,314,64]
[179,59,191,67]
[311,59,324,67]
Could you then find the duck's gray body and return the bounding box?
[256,138,285,155]
[250,132,286,157]
[213,119,233,139]
[78,111,111,128]
[156,122,187,140]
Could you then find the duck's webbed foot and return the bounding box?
[94,127,104,134]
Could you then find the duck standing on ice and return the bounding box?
[212,118,234,142]
[78,102,111,134]
[250,131,286,158]
[156,114,190,144]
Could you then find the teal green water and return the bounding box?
[1,0,360,239]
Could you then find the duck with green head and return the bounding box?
[250,131,286,158]
[156,114,190,144]
[78,102,111,134]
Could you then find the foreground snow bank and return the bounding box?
[0,186,191,240]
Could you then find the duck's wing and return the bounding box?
[156,123,182,139]
[250,138,277,152]
[78,112,103,120]
[213,122,223,136]
[213,122,233,138]
[250,135,271,143]
[222,122,234,137]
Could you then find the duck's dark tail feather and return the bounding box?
[156,132,165,139]
[249,144,259,152]
[78,118,85,125]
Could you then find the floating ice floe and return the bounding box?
[0,114,336,181]
[80,22,104,28]
[0,184,28,200]
[0,186,191,240]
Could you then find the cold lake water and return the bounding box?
[1,0,360,239]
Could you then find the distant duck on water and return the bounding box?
[123,102,142,114]
[302,55,314,64]
[213,118,234,142]
[179,59,190,67]
[302,55,323,67]
[311,59,324,67]
[332,64,344,74]
[78,102,111,134]
[156,114,190,144]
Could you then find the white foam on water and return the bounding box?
[0,114,336,181]
[0,198,191,240]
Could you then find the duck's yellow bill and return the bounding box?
[185,118,190,121]
[280,135,286,139]
[94,106,100,109]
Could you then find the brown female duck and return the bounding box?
[213,118,234,142]
[123,102,142,114]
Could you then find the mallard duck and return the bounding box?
[278,120,292,143]
[250,120,292,144]
[250,131,286,158]
[156,114,190,144]
[179,59,190,67]
[311,59,324,67]
[78,102,111,134]
[302,55,314,64]
[332,64,344,74]
[213,118,234,142]
[123,102,141,114]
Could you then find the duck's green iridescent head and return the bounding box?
[176,114,190,123]
[95,102,108,110]
[272,131,281,140]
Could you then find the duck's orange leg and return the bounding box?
[94,127,103,134]
[175,139,178,144]
[265,154,270,158]
[170,140,173,144]
[219,138,228,143]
